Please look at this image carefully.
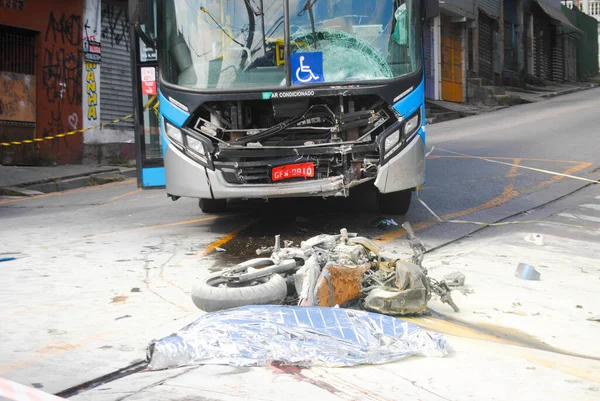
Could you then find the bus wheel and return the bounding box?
[377,189,412,215]
[199,198,227,214]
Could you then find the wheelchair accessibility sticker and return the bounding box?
[291,52,324,85]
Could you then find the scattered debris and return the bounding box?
[130,288,141,293]
[147,305,449,370]
[524,233,545,246]
[576,305,584,309]
[532,312,541,316]
[192,223,462,315]
[587,315,600,322]
[513,302,522,307]
[215,247,226,253]
[515,263,541,281]
[374,218,399,229]
[115,315,132,321]
[111,296,128,304]
[0,257,16,262]
[444,272,466,287]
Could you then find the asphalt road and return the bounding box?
[1,87,599,394]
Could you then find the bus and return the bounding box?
[129,0,438,214]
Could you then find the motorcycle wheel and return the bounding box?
[191,272,288,312]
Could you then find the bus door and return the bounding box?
[129,1,163,188]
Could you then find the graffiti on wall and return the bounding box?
[0,71,36,123]
[101,3,129,50]
[41,12,83,140]
[0,0,25,10]
[86,62,98,121]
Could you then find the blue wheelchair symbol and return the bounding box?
[291,52,324,85]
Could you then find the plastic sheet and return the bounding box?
[148,305,448,370]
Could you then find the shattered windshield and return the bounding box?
[161,0,421,89]
[289,0,421,83]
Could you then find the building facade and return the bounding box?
[0,0,137,165]
[563,0,600,70]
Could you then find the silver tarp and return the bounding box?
[148,305,449,370]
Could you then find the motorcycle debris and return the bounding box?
[374,218,399,229]
[515,263,541,281]
[443,271,466,287]
[524,233,545,246]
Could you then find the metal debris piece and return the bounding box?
[315,264,370,308]
[374,218,399,228]
[195,222,462,316]
[524,233,545,246]
[147,305,449,370]
[444,272,466,287]
[515,263,541,281]
[215,247,226,253]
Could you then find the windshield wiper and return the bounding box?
[299,0,318,49]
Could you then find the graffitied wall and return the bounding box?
[0,0,84,164]
[0,72,36,123]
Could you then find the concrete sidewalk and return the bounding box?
[0,165,136,195]
[427,79,598,124]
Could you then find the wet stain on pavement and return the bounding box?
[212,187,394,267]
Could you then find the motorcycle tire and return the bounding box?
[191,272,288,312]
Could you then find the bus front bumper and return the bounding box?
[165,135,424,200]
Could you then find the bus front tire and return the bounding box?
[377,189,412,215]
[199,198,227,214]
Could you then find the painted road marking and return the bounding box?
[103,189,142,203]
[194,219,258,257]
[579,204,600,212]
[377,161,593,243]
[557,213,600,223]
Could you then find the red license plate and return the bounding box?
[272,162,315,182]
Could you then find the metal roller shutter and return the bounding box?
[100,1,134,129]
[478,12,494,83]
[564,36,576,81]
[552,29,564,82]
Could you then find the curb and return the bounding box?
[1,167,137,196]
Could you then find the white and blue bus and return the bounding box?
[129,0,438,214]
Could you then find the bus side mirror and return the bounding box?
[424,0,439,21]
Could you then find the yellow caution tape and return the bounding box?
[1,96,158,148]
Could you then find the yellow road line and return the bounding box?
[195,219,257,257]
[376,161,593,243]
[426,155,587,164]
[86,215,224,240]
[104,189,142,203]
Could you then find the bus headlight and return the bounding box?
[404,110,420,138]
[384,130,400,153]
[165,122,183,145]
[186,135,206,159]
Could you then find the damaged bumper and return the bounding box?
[166,134,424,200]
